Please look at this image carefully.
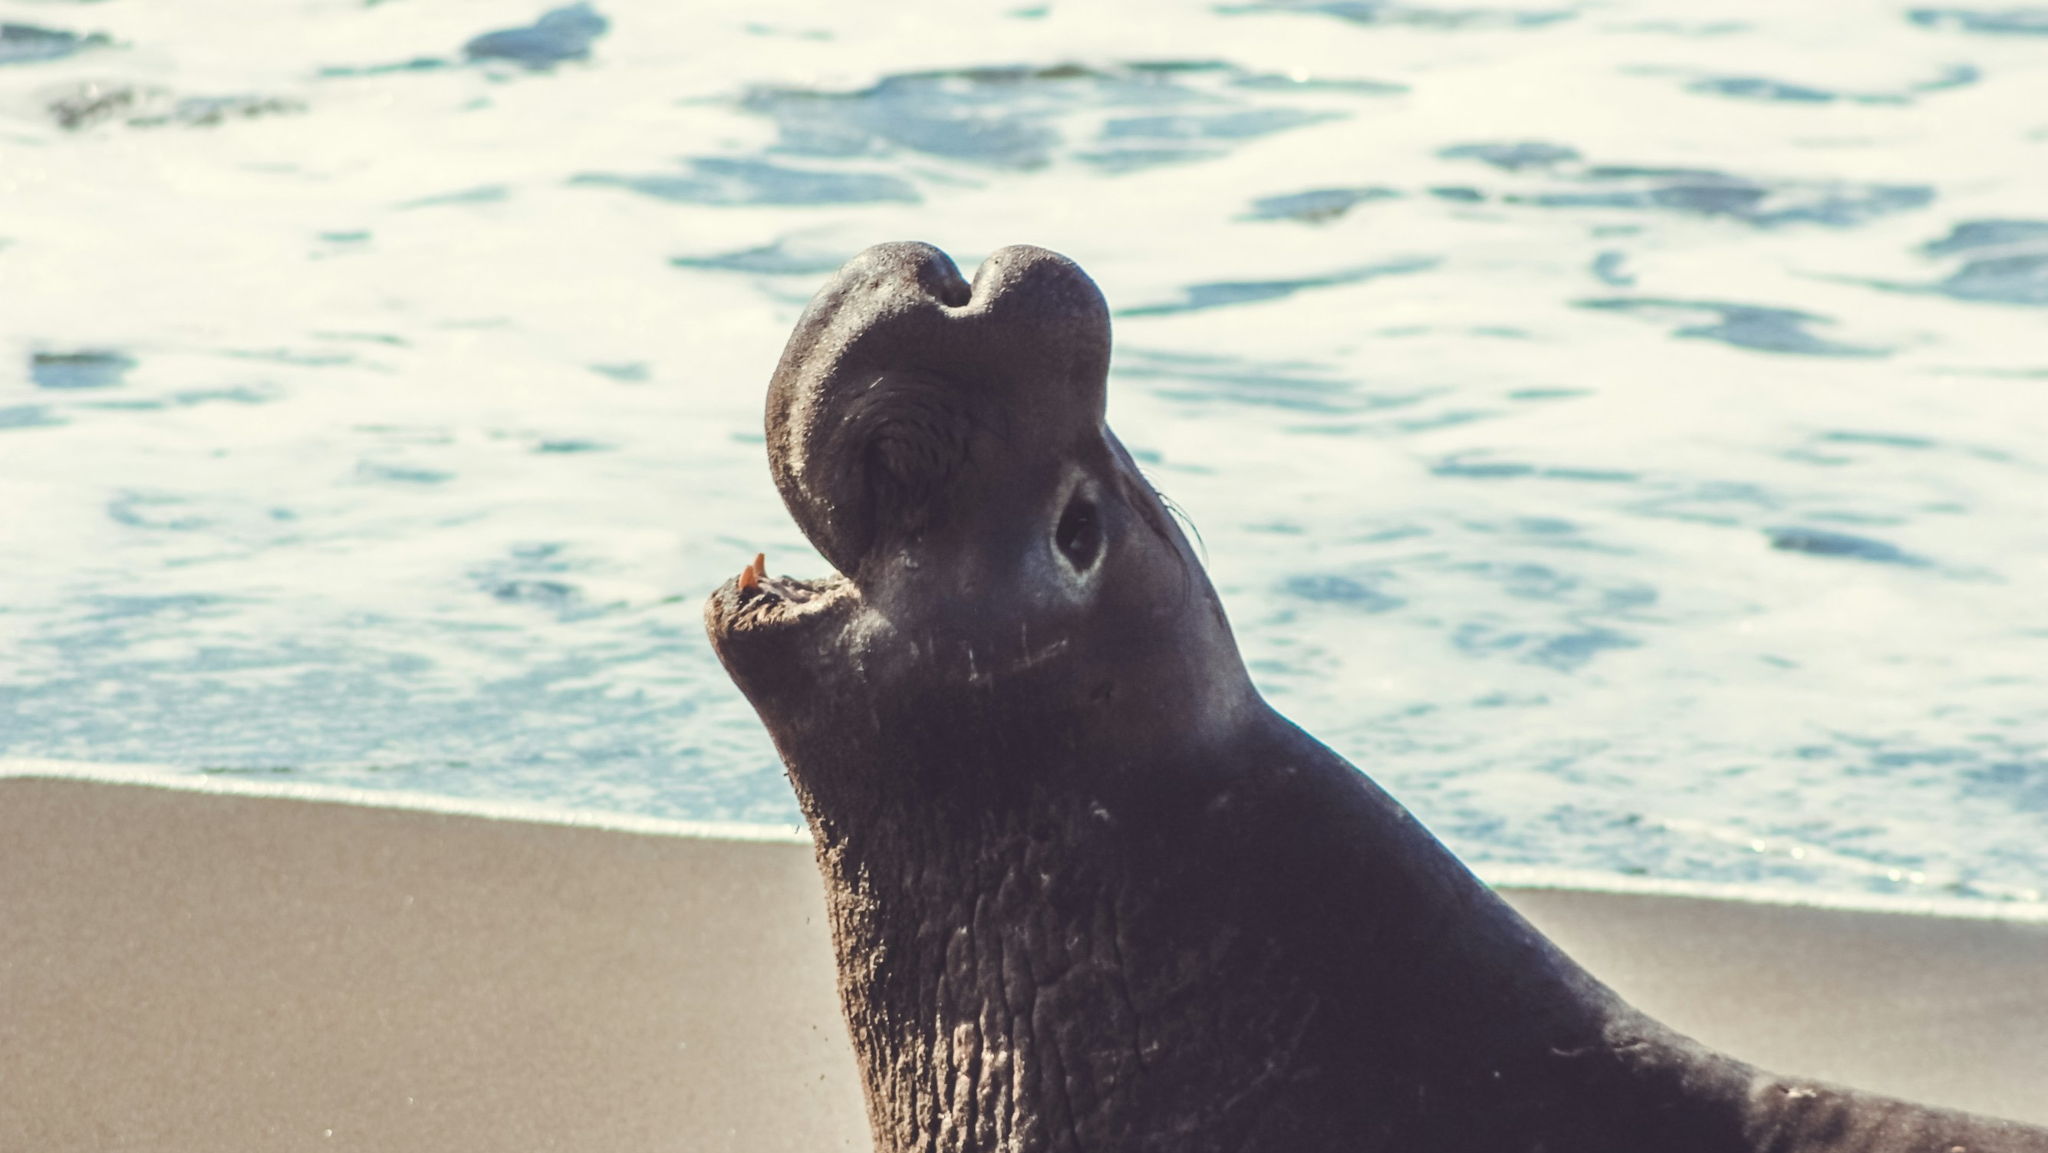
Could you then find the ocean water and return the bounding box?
[2,0,2044,905]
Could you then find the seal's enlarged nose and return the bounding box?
[765,242,1113,579]
[836,241,974,309]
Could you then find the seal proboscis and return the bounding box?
[704,242,2048,1153]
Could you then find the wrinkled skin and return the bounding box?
[704,243,2048,1153]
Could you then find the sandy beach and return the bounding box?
[4,768,2044,1151]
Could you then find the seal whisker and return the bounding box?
[1157,487,1209,568]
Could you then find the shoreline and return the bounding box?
[9,756,2045,923]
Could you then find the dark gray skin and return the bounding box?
[704,242,2048,1153]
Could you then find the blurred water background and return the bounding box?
[2,0,2044,904]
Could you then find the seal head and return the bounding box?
[709,242,1254,824]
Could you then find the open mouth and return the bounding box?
[708,550,856,642]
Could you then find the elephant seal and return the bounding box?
[704,242,2048,1152]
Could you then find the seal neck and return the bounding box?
[810,703,1756,1152]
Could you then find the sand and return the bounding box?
[3,770,2044,1152]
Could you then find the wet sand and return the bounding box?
[3,772,2044,1152]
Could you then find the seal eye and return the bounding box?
[1054,495,1103,573]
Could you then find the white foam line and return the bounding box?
[0,757,811,845]
[9,757,2048,924]
[1478,864,2048,925]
